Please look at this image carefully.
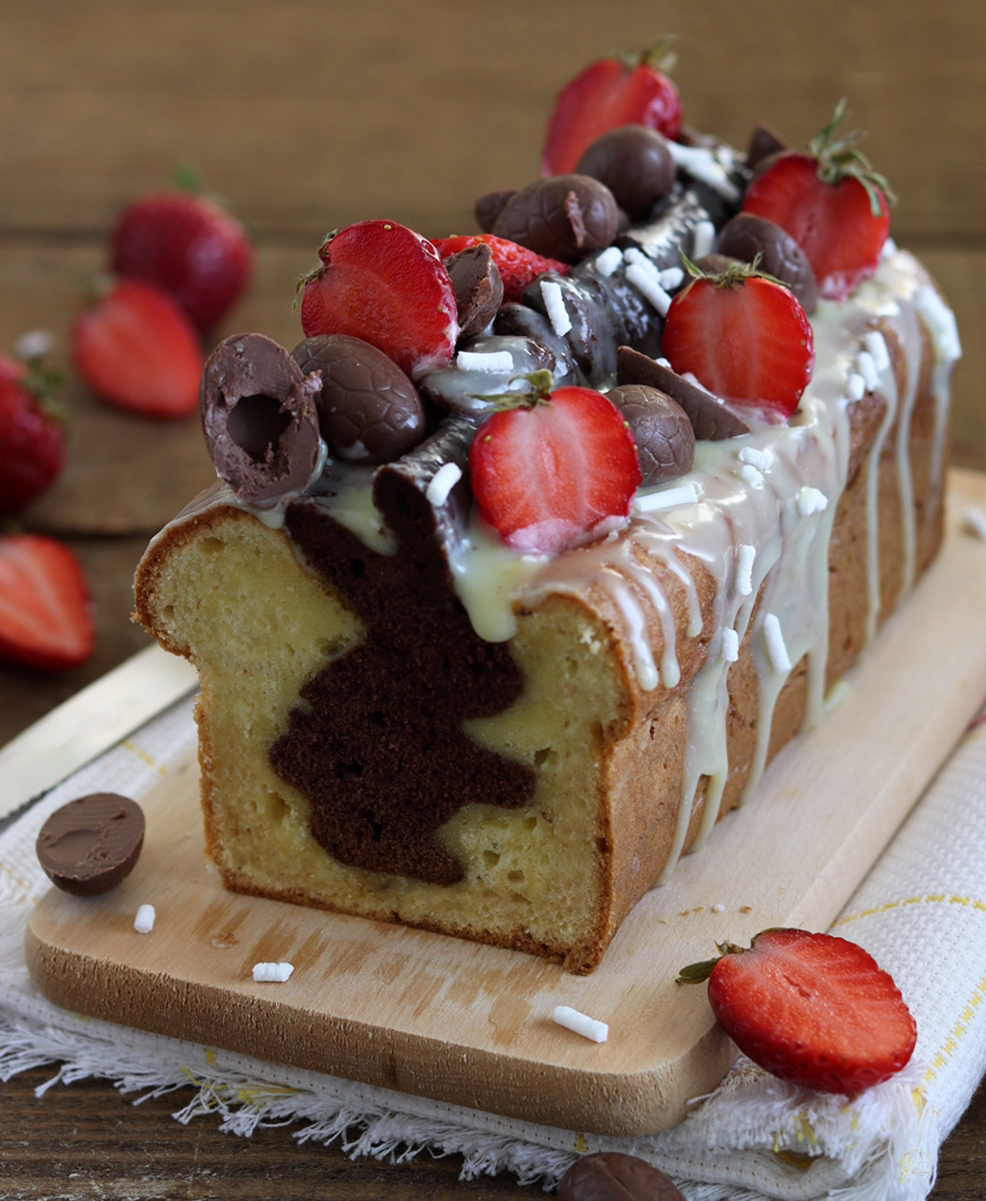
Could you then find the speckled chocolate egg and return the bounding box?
[575,125,676,221]
[291,334,426,464]
[607,383,695,486]
[717,212,818,313]
[491,174,619,264]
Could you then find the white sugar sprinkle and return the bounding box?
[593,246,623,277]
[691,219,716,260]
[711,903,725,913]
[963,506,986,540]
[656,357,672,369]
[915,285,963,363]
[738,446,771,471]
[253,961,294,983]
[665,142,742,203]
[797,486,829,516]
[625,264,672,315]
[456,349,513,373]
[658,266,685,291]
[425,462,462,507]
[720,627,739,662]
[540,279,572,337]
[133,904,156,934]
[735,544,756,597]
[552,1005,608,1043]
[863,330,891,374]
[857,350,881,392]
[763,613,792,673]
[634,481,699,513]
[738,464,764,488]
[622,246,660,279]
[847,373,867,401]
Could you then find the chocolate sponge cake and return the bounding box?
[134,86,960,973]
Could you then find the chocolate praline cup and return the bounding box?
[36,793,145,897]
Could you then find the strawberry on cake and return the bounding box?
[134,50,960,973]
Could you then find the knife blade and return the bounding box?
[0,642,199,824]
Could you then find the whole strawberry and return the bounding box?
[72,280,204,419]
[678,928,917,1095]
[0,351,64,514]
[541,41,682,177]
[661,261,814,419]
[468,370,641,555]
[0,533,95,671]
[111,184,252,332]
[741,102,894,301]
[430,234,570,303]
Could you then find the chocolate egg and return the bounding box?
[607,383,695,486]
[575,126,675,221]
[491,174,619,264]
[291,334,426,464]
[717,212,818,313]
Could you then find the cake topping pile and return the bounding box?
[198,47,896,559]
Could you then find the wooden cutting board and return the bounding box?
[26,470,986,1137]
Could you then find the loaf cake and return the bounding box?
[134,64,960,973]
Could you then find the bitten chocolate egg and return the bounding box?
[575,125,676,221]
[491,174,619,264]
[201,333,323,506]
[443,242,504,339]
[717,212,818,313]
[36,793,145,896]
[291,334,426,464]
[607,383,695,486]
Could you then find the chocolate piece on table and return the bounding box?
[616,345,751,441]
[292,334,426,465]
[557,1152,686,1200]
[746,121,789,171]
[492,174,620,264]
[606,383,695,486]
[717,212,818,313]
[201,332,322,506]
[443,242,504,339]
[575,125,676,221]
[473,188,517,232]
[36,792,145,896]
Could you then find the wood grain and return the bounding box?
[1,0,985,1193]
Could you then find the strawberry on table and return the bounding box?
[541,41,682,177]
[661,261,814,419]
[430,234,570,304]
[72,280,204,419]
[111,183,253,332]
[678,928,917,1095]
[300,220,459,383]
[468,370,641,556]
[0,534,95,671]
[0,351,65,514]
[741,102,894,301]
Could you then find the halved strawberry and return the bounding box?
[299,220,459,382]
[430,234,570,304]
[541,44,682,177]
[72,280,203,419]
[741,104,893,300]
[468,372,641,555]
[678,928,916,1095]
[0,534,95,671]
[661,265,814,418]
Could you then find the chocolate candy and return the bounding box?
[201,333,323,507]
[292,334,427,465]
[474,188,516,232]
[717,212,818,313]
[492,174,620,264]
[617,345,751,441]
[557,1152,685,1200]
[36,792,145,896]
[690,252,742,276]
[444,242,504,339]
[746,122,789,172]
[607,384,695,487]
[576,126,675,221]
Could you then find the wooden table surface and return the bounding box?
[1,3,983,1196]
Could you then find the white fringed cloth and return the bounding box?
[2,694,985,1201]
